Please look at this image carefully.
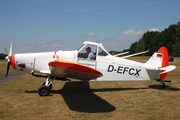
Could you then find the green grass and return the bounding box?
[0,60,13,74]
[0,60,7,74]
[0,58,180,120]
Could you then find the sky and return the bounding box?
[0,0,180,53]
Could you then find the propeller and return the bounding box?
[6,61,11,78]
[4,48,7,54]
[5,43,12,78]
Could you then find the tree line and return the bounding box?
[129,21,180,57]
[0,53,7,59]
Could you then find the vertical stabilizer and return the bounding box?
[145,46,169,80]
[158,46,169,80]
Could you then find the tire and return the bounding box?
[38,85,50,96]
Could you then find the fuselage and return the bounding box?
[12,50,159,81]
[6,41,175,97]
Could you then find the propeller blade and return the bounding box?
[4,48,8,54]
[5,42,13,78]
[9,42,12,56]
[6,62,11,78]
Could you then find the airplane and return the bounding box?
[5,41,176,96]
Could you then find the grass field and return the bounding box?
[0,60,8,74]
[0,60,13,74]
[0,58,180,120]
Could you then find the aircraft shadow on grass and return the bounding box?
[148,84,180,91]
[25,81,180,113]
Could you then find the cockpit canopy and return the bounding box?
[77,41,111,59]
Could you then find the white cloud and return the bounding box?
[114,37,124,41]
[123,29,144,36]
[38,41,48,48]
[51,43,62,48]
[102,39,132,51]
[68,33,79,37]
[38,41,47,44]
[87,32,95,36]
[149,28,158,32]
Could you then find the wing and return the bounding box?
[48,60,103,81]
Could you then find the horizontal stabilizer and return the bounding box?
[145,66,160,70]
[160,65,176,74]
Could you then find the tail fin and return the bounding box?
[158,46,168,80]
[145,46,176,80]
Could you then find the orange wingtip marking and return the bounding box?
[49,61,103,76]
[10,54,16,70]
[158,46,168,80]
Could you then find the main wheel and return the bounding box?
[38,85,50,96]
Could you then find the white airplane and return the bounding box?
[5,41,176,96]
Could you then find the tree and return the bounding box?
[129,41,138,54]
[0,53,7,59]
[129,21,180,57]
[173,22,180,56]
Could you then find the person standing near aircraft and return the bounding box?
[86,47,95,60]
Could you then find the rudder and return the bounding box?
[158,46,169,80]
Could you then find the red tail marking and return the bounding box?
[158,47,168,80]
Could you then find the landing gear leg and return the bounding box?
[157,79,171,89]
[160,81,166,88]
[38,75,56,96]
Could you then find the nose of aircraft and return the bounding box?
[5,54,16,78]
[5,42,16,78]
[10,54,16,70]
